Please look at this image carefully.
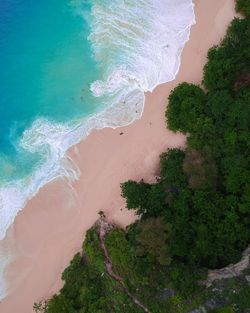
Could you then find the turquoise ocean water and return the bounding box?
[0,0,98,181]
[0,0,195,298]
[0,0,105,241]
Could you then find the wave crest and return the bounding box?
[89,0,195,91]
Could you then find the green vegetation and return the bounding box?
[36,1,250,312]
[204,267,250,313]
[44,228,144,313]
[125,3,250,273]
[166,83,207,133]
[236,0,250,16]
[121,0,249,308]
[39,222,250,313]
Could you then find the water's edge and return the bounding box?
[0,0,196,300]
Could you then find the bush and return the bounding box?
[236,0,250,16]
[166,83,206,133]
[121,180,151,215]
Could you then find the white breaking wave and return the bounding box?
[0,0,195,300]
[89,0,195,91]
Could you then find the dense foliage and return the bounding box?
[121,3,250,306]
[39,223,250,313]
[236,0,250,16]
[44,229,144,313]
[166,83,207,133]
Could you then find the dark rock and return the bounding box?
[158,288,175,300]
[187,309,204,313]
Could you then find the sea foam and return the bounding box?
[0,0,195,299]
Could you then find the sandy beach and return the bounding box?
[0,1,236,312]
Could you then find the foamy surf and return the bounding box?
[0,0,195,300]
[89,0,195,91]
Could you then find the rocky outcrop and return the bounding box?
[205,245,250,287]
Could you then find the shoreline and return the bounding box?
[0,1,236,312]
[0,0,195,243]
